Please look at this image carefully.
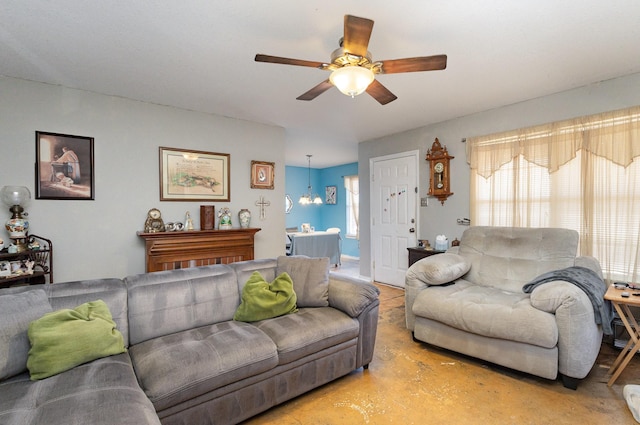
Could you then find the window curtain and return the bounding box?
[344,175,359,239]
[466,105,640,283]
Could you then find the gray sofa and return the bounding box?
[0,256,380,425]
[405,226,607,389]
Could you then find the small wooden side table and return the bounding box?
[407,247,445,267]
[605,284,640,386]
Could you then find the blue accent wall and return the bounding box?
[285,165,323,231]
[285,162,359,258]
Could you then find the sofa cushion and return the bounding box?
[125,264,240,345]
[277,255,329,307]
[0,353,160,425]
[2,279,130,346]
[406,253,471,286]
[412,280,558,348]
[251,307,359,365]
[45,279,130,347]
[27,300,126,380]
[458,226,579,293]
[234,271,298,322]
[129,321,278,412]
[0,290,52,380]
[230,258,278,293]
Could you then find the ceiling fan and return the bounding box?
[255,14,447,105]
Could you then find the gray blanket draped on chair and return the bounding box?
[523,266,613,335]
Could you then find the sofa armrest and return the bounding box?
[405,271,429,331]
[328,273,380,368]
[404,253,471,331]
[328,273,379,318]
[529,281,603,379]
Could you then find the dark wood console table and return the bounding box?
[137,228,261,272]
[407,247,445,267]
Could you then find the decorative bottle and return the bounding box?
[238,209,251,228]
[218,207,232,230]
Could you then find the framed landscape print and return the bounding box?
[159,147,230,201]
[35,131,95,200]
[250,160,274,189]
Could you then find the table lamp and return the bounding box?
[1,185,31,251]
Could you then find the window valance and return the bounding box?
[466,106,640,178]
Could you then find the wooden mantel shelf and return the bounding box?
[137,228,261,272]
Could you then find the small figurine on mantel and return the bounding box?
[218,207,232,230]
[185,211,194,231]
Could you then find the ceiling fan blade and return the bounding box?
[296,79,334,101]
[342,15,374,57]
[366,79,397,105]
[255,54,325,69]
[379,55,447,74]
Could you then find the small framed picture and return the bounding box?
[10,261,23,274]
[326,185,337,204]
[35,131,95,200]
[250,160,274,190]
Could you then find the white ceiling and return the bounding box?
[1,1,639,167]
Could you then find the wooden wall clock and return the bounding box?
[426,138,454,205]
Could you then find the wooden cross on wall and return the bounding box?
[255,196,270,220]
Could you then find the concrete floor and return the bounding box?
[244,273,640,424]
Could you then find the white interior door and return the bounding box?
[371,151,418,287]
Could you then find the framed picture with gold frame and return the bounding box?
[250,160,274,189]
[159,147,230,201]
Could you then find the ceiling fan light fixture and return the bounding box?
[330,66,374,98]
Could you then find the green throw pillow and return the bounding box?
[27,299,126,380]
[234,271,298,322]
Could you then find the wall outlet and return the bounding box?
[420,197,429,207]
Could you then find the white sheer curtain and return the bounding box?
[467,106,640,283]
[344,175,359,239]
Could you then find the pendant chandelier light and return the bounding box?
[299,155,323,205]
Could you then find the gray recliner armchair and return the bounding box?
[406,226,608,389]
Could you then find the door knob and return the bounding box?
[409,228,415,233]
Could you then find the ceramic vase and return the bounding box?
[238,209,251,228]
[5,217,29,238]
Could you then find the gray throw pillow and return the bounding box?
[0,289,52,380]
[406,253,471,286]
[277,255,329,307]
